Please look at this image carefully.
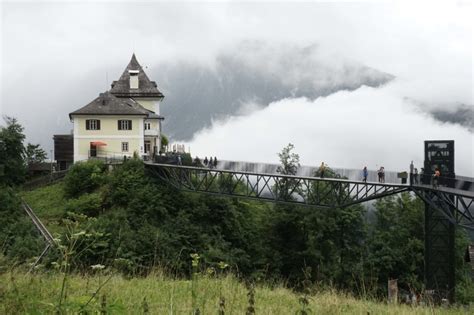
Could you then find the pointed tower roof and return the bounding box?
[110,54,164,98]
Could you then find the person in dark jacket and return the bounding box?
[409,161,414,185]
[213,156,218,168]
[377,167,383,183]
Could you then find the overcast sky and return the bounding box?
[1,0,472,175]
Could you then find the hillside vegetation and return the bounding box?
[1,118,473,313]
[15,158,473,297]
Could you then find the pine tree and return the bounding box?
[0,117,27,186]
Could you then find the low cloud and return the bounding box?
[157,41,394,140]
[1,1,471,174]
[185,81,473,176]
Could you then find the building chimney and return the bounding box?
[129,70,139,89]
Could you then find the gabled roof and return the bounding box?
[69,92,149,118]
[110,54,164,98]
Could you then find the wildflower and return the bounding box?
[190,253,200,267]
[72,231,86,238]
[218,261,229,270]
[90,264,105,270]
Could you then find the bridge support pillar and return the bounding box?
[424,200,455,303]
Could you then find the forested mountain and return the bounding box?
[152,42,395,140]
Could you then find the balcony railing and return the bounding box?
[88,150,155,163]
[144,129,159,136]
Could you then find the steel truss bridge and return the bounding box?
[146,162,474,302]
[146,163,474,230]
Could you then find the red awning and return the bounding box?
[90,141,107,146]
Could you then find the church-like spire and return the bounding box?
[110,54,164,98]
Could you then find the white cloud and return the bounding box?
[186,81,474,176]
[1,0,472,175]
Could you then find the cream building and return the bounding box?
[69,54,164,162]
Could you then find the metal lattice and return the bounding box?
[146,162,474,303]
[148,163,404,206]
[146,163,474,228]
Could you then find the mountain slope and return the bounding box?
[151,41,395,140]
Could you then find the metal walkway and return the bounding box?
[145,162,474,230]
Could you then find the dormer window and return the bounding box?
[129,70,139,89]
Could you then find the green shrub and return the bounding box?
[181,153,193,165]
[108,158,147,207]
[63,160,107,198]
[65,193,104,217]
[0,186,43,261]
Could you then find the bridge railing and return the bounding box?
[150,158,474,193]
[146,162,413,209]
[146,159,474,199]
[415,173,473,192]
[215,160,413,185]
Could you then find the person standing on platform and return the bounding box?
[414,168,419,184]
[409,161,414,185]
[377,167,383,183]
[362,166,368,183]
[213,156,218,168]
[432,168,440,188]
[319,162,326,178]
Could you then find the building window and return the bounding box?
[118,120,132,130]
[85,119,100,130]
[122,142,129,152]
[144,122,151,130]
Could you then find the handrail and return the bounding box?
[145,162,408,187]
[21,200,55,272]
[145,162,474,199]
[21,201,54,244]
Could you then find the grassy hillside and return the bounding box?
[21,182,67,234]
[13,162,473,313]
[1,271,471,314]
[15,181,474,314]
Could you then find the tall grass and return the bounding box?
[0,270,471,314]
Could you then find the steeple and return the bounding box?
[110,54,164,98]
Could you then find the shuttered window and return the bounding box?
[86,119,100,130]
[118,120,132,130]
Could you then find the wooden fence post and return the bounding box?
[388,279,398,304]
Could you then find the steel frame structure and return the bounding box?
[413,188,474,230]
[150,162,474,302]
[147,163,412,208]
[146,163,473,228]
